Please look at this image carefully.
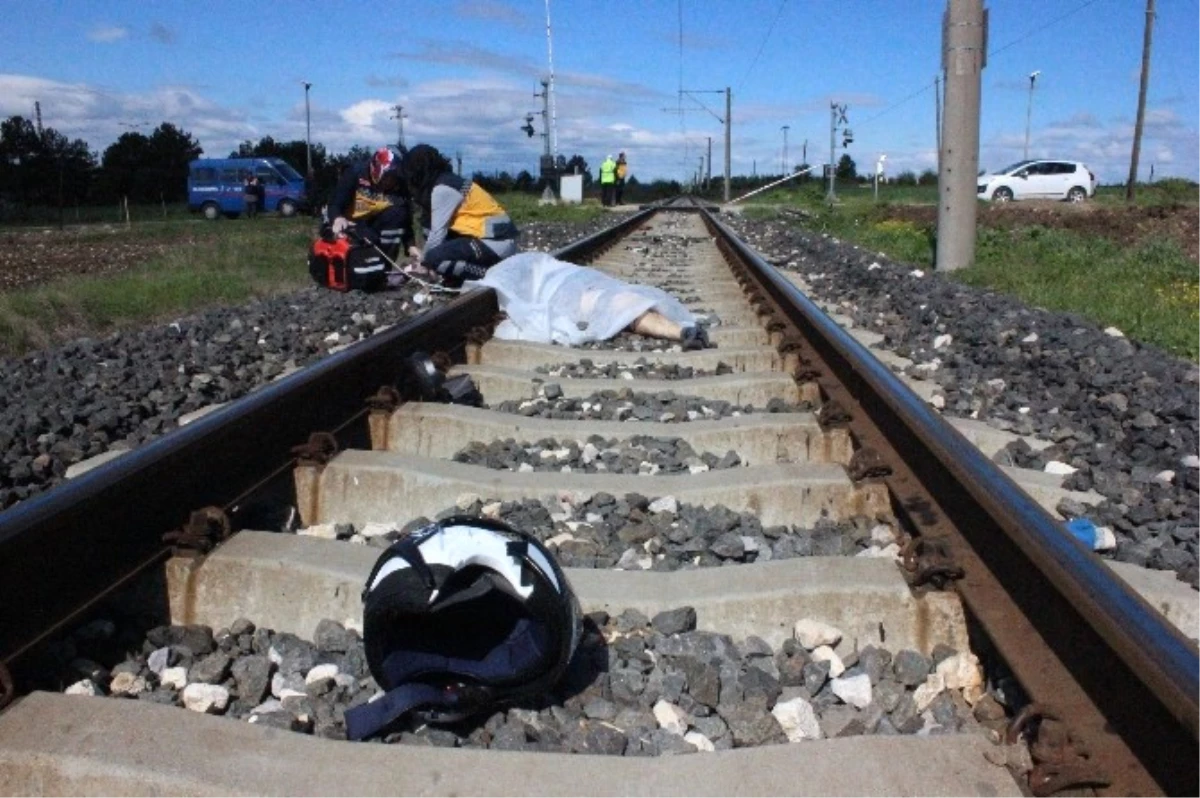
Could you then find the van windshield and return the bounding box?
[273,161,303,181]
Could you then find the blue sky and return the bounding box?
[1,0,1196,185]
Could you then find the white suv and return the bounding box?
[977,159,1097,202]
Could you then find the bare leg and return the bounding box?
[628,310,683,341]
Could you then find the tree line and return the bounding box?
[0,114,404,216]
[0,114,666,218]
[0,113,924,220]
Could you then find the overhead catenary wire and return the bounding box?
[677,0,689,180]
[851,0,1106,135]
[735,0,789,95]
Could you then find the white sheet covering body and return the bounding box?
[467,252,695,346]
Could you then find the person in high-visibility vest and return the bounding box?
[615,153,628,205]
[403,144,520,287]
[599,154,617,207]
[325,146,414,261]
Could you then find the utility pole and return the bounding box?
[543,0,558,158]
[934,75,942,172]
[302,82,313,180]
[781,125,790,175]
[706,136,712,190]
[675,87,732,201]
[534,79,557,199]
[1023,71,1040,159]
[828,104,837,199]
[534,81,552,160]
[724,87,731,202]
[1126,0,1155,202]
[391,105,406,150]
[936,0,987,271]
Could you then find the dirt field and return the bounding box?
[0,228,202,292]
[883,201,1199,262]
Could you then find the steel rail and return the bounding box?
[702,208,1198,796]
[0,292,494,665]
[0,207,656,675]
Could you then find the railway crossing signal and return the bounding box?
[827,102,850,201]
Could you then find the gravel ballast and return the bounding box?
[487,386,810,422]
[725,214,1199,587]
[300,493,895,570]
[53,611,1010,753]
[0,218,630,511]
[536,359,735,381]
[452,435,748,475]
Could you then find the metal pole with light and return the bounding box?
[1023,70,1039,160]
[391,105,407,149]
[302,82,313,180]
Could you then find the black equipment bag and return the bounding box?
[308,237,388,292]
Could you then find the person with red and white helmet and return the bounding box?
[323,146,414,262]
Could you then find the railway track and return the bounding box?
[0,200,1195,796]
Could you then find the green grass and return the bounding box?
[1093,178,1200,208]
[963,227,1198,359]
[0,217,316,356]
[0,192,611,357]
[2,201,199,228]
[743,187,1199,361]
[499,191,610,223]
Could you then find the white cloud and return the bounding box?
[340,99,393,130]
[980,104,1198,183]
[0,74,252,157]
[4,62,1190,185]
[87,26,128,43]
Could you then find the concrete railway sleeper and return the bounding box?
[0,200,1194,796]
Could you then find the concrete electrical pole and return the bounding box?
[1126,0,1156,202]
[302,82,313,180]
[706,136,712,190]
[936,0,987,272]
[781,125,790,174]
[934,75,942,173]
[1023,71,1040,160]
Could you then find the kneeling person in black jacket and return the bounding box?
[324,146,413,262]
[403,144,519,287]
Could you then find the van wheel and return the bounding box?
[278,199,297,218]
[1066,186,1087,203]
[201,202,222,220]
[992,187,1014,203]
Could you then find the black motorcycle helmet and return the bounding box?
[344,516,581,740]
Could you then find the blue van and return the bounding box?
[187,157,308,219]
